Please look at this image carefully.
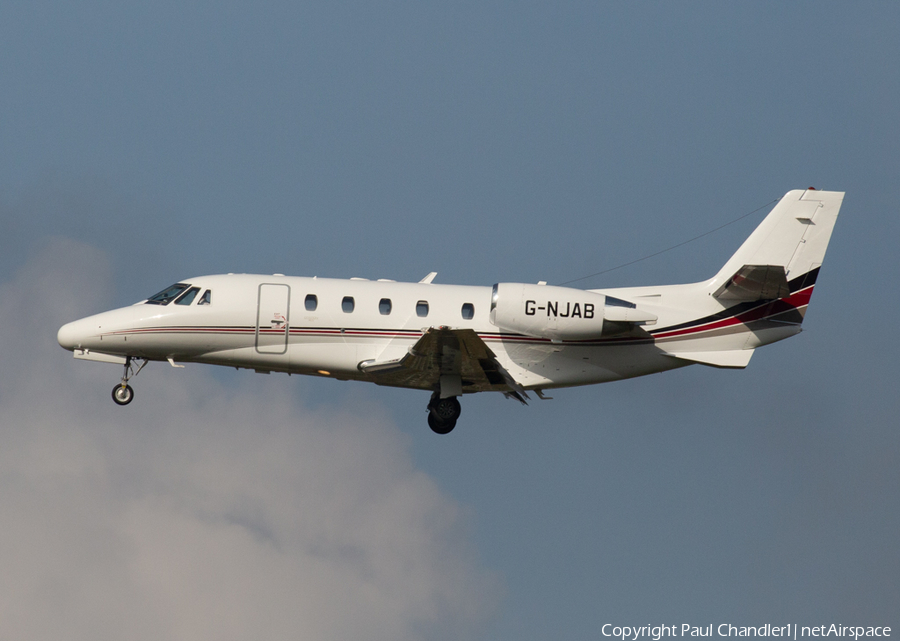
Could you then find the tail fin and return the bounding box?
[709,189,844,301]
[660,189,842,369]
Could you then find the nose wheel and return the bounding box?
[111,356,147,406]
[112,384,134,405]
[427,394,461,434]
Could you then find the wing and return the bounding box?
[358,327,529,402]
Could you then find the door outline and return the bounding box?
[256,283,291,354]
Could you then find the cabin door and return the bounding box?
[256,283,290,354]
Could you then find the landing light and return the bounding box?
[317,370,331,376]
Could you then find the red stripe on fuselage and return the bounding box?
[100,285,814,347]
[651,285,814,339]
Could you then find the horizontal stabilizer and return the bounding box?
[713,265,790,301]
[74,349,128,365]
[663,349,755,369]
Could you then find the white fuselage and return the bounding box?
[56,189,843,415]
[56,272,805,391]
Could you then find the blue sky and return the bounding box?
[1,2,898,638]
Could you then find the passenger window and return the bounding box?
[461,303,475,320]
[342,296,355,313]
[305,294,318,311]
[379,298,392,315]
[416,300,429,317]
[198,289,212,305]
[175,287,200,306]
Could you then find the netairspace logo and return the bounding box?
[601,625,892,641]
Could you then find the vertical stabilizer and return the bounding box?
[658,188,844,368]
[709,189,844,294]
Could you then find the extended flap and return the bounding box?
[358,327,528,400]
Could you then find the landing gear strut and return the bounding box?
[111,356,147,406]
[427,393,461,434]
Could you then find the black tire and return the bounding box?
[432,396,461,422]
[112,384,134,406]
[428,412,456,435]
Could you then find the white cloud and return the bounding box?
[0,239,498,640]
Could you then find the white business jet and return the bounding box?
[58,189,842,433]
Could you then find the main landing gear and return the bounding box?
[111,356,147,406]
[427,393,461,434]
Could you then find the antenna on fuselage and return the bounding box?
[419,272,437,284]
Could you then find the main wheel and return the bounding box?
[431,397,461,422]
[428,412,456,435]
[112,384,134,406]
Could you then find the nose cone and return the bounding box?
[57,306,138,353]
[57,318,92,351]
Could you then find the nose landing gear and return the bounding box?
[112,383,134,405]
[111,356,147,406]
[427,394,461,434]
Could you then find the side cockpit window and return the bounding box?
[175,287,201,306]
[198,289,212,305]
[146,283,190,305]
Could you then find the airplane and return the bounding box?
[57,188,843,434]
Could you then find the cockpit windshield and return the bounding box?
[174,287,201,305]
[145,283,190,305]
[145,283,213,306]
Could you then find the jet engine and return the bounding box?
[489,283,608,341]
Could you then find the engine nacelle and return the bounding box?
[489,283,607,340]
